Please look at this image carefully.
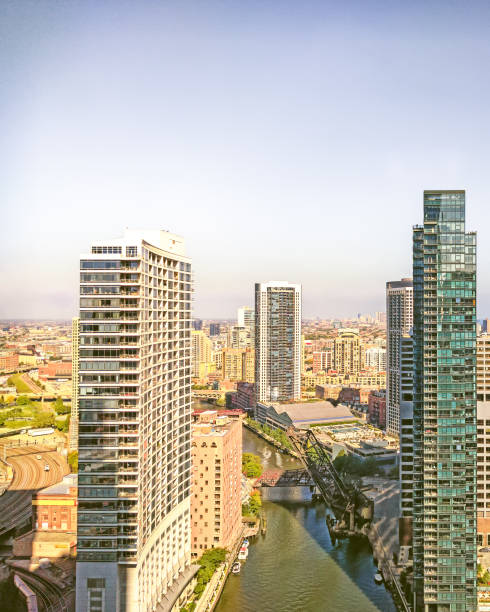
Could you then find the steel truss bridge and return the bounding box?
[255,428,372,531]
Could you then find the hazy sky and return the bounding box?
[2,1,490,319]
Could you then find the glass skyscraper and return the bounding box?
[412,191,477,611]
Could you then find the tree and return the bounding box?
[68,450,78,473]
[32,413,55,428]
[16,396,31,406]
[54,397,70,415]
[242,453,263,478]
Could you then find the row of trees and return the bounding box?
[246,418,293,450]
[193,547,227,599]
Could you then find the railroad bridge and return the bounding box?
[255,427,373,532]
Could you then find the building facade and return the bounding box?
[190,412,242,557]
[70,317,80,450]
[412,191,477,611]
[333,329,363,375]
[477,333,490,402]
[399,333,414,520]
[255,281,301,403]
[76,230,194,612]
[386,278,413,437]
[367,390,386,429]
[191,331,212,379]
[365,347,387,372]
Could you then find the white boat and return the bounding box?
[374,572,383,584]
[238,547,249,560]
[231,562,241,574]
[242,539,249,548]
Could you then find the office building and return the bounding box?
[255,281,301,403]
[193,319,203,331]
[333,329,363,375]
[386,278,413,438]
[191,411,242,557]
[412,191,477,611]
[70,317,80,450]
[76,230,194,612]
[477,334,490,402]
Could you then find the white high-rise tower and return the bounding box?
[386,278,413,437]
[76,230,194,612]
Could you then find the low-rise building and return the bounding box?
[0,352,19,373]
[38,361,72,380]
[14,474,77,560]
[191,412,242,558]
[255,400,357,431]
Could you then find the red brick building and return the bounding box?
[0,352,19,373]
[367,390,387,429]
[38,361,72,380]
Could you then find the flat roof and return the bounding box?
[271,401,355,425]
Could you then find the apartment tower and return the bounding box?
[412,191,477,611]
[386,278,413,437]
[76,230,193,612]
[333,329,363,375]
[255,281,301,403]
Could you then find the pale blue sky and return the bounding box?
[1,1,490,319]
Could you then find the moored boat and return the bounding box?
[238,546,249,560]
[232,561,241,574]
[374,572,383,584]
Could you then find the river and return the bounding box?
[215,426,397,612]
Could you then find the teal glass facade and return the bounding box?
[412,191,477,611]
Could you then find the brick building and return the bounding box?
[0,352,19,373]
[38,361,72,380]
[367,390,387,429]
[191,412,242,557]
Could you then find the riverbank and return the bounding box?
[242,420,301,458]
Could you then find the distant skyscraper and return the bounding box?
[237,306,255,347]
[255,281,301,403]
[209,323,221,336]
[69,317,79,450]
[76,230,193,612]
[193,319,203,331]
[412,191,477,611]
[386,278,413,437]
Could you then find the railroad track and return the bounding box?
[14,566,68,612]
[0,444,69,536]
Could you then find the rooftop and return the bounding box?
[36,474,77,497]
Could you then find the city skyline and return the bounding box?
[3,2,490,319]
